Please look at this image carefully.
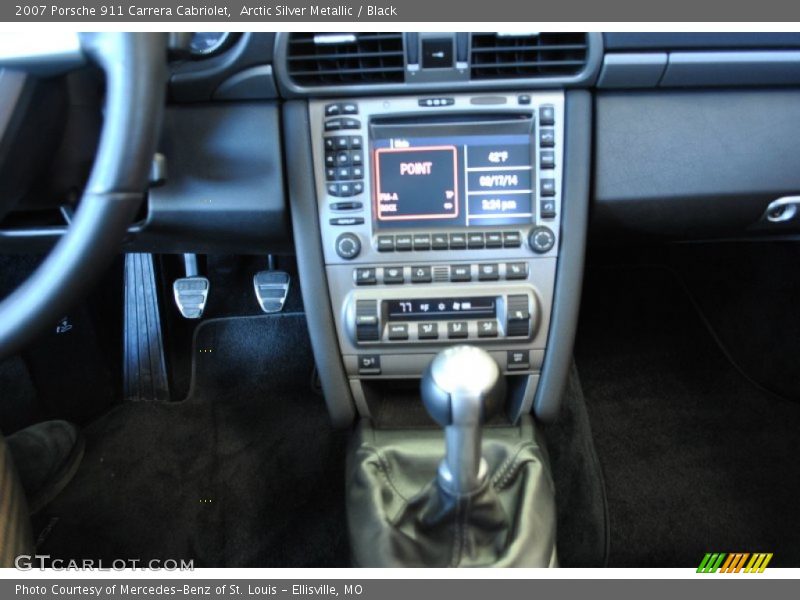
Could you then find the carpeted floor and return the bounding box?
[540,363,609,567]
[34,314,349,567]
[576,265,800,567]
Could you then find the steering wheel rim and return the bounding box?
[0,33,167,360]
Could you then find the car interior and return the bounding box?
[1,31,800,568]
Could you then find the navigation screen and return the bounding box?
[371,128,534,229]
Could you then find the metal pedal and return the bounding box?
[253,270,290,313]
[173,254,209,319]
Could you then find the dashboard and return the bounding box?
[3,31,800,426]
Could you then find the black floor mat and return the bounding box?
[540,364,609,567]
[576,266,800,567]
[35,314,349,567]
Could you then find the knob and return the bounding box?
[421,345,505,496]
[529,226,555,254]
[335,233,361,260]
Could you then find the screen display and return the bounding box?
[386,297,496,321]
[371,126,534,230]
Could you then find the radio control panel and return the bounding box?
[309,92,564,383]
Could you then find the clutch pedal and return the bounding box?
[173,254,209,319]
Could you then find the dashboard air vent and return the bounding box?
[470,32,589,79]
[286,32,405,86]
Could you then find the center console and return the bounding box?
[308,91,566,421]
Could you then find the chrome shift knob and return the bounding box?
[421,345,504,496]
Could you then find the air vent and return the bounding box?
[286,32,405,86]
[470,32,589,80]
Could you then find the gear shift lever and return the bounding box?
[421,345,505,496]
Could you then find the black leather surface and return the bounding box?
[346,417,558,567]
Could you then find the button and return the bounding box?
[477,320,498,338]
[411,266,432,283]
[529,226,556,254]
[352,166,364,179]
[336,150,350,166]
[540,199,556,219]
[539,105,555,126]
[350,136,363,149]
[395,235,413,251]
[329,217,364,226]
[324,103,341,117]
[324,118,342,132]
[354,268,377,285]
[419,97,455,107]
[324,153,336,167]
[518,94,531,105]
[507,350,530,370]
[335,233,361,259]
[324,138,336,151]
[327,183,340,196]
[331,201,363,211]
[377,235,394,252]
[350,151,363,166]
[358,354,381,375]
[503,231,522,248]
[356,300,379,341]
[417,322,439,340]
[506,295,531,337]
[540,150,555,169]
[413,234,431,251]
[540,179,556,196]
[338,182,354,197]
[447,321,469,339]
[478,263,499,281]
[485,232,503,248]
[325,168,337,181]
[449,233,467,249]
[342,118,361,129]
[422,38,453,69]
[336,167,351,180]
[388,323,409,340]
[432,233,449,249]
[335,136,349,150]
[505,262,528,280]
[353,182,364,195]
[540,128,555,147]
[383,266,405,284]
[467,232,485,249]
[450,265,472,282]
[341,103,358,115]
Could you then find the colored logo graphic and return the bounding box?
[697,553,773,573]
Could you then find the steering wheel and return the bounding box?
[0,33,167,360]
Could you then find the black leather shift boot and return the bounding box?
[346,416,558,567]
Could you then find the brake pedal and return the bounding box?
[253,268,290,314]
[173,254,209,319]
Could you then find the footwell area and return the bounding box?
[35,314,349,567]
[577,266,800,567]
